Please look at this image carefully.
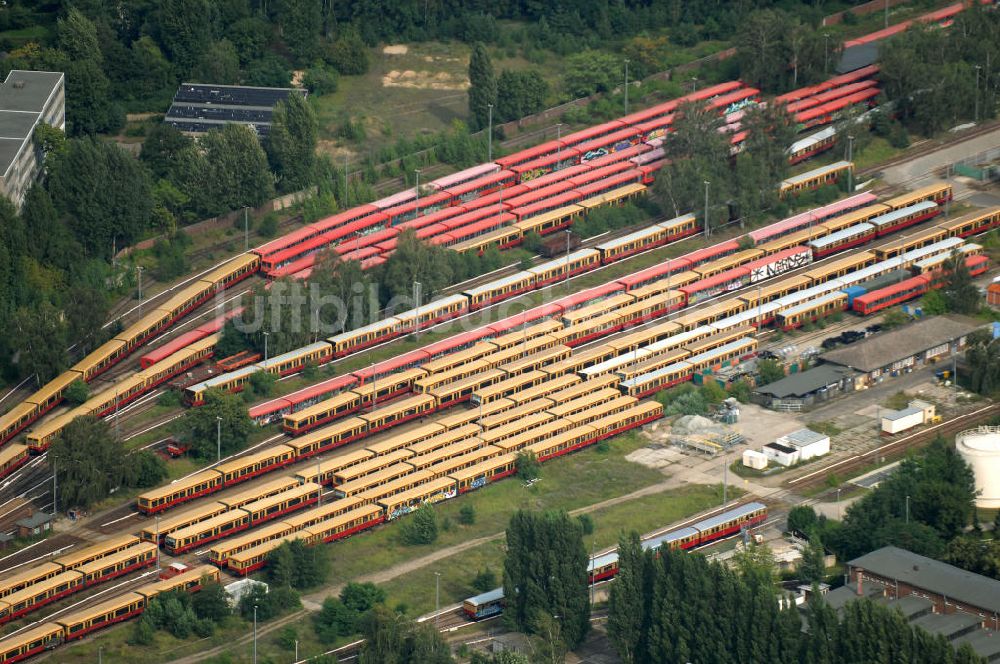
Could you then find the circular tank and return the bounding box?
[956,426,1000,508]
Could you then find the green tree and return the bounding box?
[378,230,453,305]
[47,137,153,257]
[516,450,540,481]
[9,301,68,382]
[882,307,909,329]
[177,124,274,216]
[943,252,981,315]
[64,379,89,405]
[799,533,827,585]
[49,416,129,510]
[358,605,453,664]
[155,0,216,75]
[191,39,241,85]
[141,124,193,180]
[243,54,292,88]
[473,567,497,592]
[921,288,949,315]
[325,31,370,75]
[563,50,621,97]
[468,43,497,130]
[192,580,232,623]
[756,358,785,385]
[400,503,439,545]
[171,388,254,459]
[303,66,339,95]
[496,69,549,122]
[787,505,820,535]
[278,0,322,65]
[268,93,318,193]
[58,8,101,64]
[341,582,386,614]
[736,10,793,92]
[503,510,590,649]
[458,504,476,525]
[607,532,645,664]
[314,596,356,642]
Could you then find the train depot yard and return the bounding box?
[1,2,1000,662]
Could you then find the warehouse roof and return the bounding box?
[820,316,981,373]
[754,364,856,399]
[849,546,1000,614]
[783,428,828,447]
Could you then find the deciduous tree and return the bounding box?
[268,93,318,193]
[171,388,253,459]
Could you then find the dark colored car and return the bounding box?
[821,337,840,350]
[840,330,865,344]
[866,324,883,335]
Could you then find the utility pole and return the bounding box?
[216,416,222,462]
[556,123,563,164]
[836,488,841,520]
[343,153,349,194]
[114,385,120,440]
[244,206,249,251]
[905,495,910,524]
[624,59,630,114]
[51,460,56,517]
[703,181,711,239]
[884,0,889,29]
[263,331,269,363]
[590,540,596,606]
[824,33,830,74]
[295,640,298,662]
[253,603,258,664]
[487,103,493,162]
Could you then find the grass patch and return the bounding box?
[853,136,902,172]
[807,420,842,437]
[318,431,664,587]
[377,483,729,618]
[882,390,912,410]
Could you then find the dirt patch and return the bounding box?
[383,44,409,55]
[382,69,469,90]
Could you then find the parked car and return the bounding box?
[840,330,865,344]
[821,337,840,350]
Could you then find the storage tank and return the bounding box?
[956,426,1000,508]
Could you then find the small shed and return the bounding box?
[777,428,831,461]
[763,442,799,466]
[742,449,768,470]
[881,400,935,435]
[16,511,52,538]
[987,283,1000,308]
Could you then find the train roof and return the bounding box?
[778,291,845,317]
[693,502,767,532]
[807,222,874,250]
[427,163,500,190]
[465,586,505,606]
[868,201,938,228]
[643,526,699,550]
[462,270,535,297]
[782,161,853,187]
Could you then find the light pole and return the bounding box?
[216,416,222,462]
[556,123,563,164]
[434,571,441,626]
[691,76,698,93]
[487,103,493,162]
[51,460,57,517]
[884,0,889,29]
[244,206,249,251]
[905,495,910,524]
[824,33,830,74]
[263,331,269,363]
[836,487,842,519]
[253,603,258,664]
[722,450,728,505]
[703,180,711,239]
[295,639,298,661]
[624,58,630,114]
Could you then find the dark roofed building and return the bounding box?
[820,315,980,384]
[837,43,879,74]
[848,546,1000,631]
[165,83,306,136]
[752,364,857,410]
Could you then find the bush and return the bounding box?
[516,450,540,480]
[458,505,476,525]
[258,213,279,238]
[64,379,89,405]
[472,567,497,592]
[577,513,594,535]
[303,66,339,95]
[399,504,438,545]
[158,389,182,407]
[249,370,277,397]
[700,380,726,404]
[727,379,752,403]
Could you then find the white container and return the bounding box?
[881,408,923,434]
[743,449,768,470]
